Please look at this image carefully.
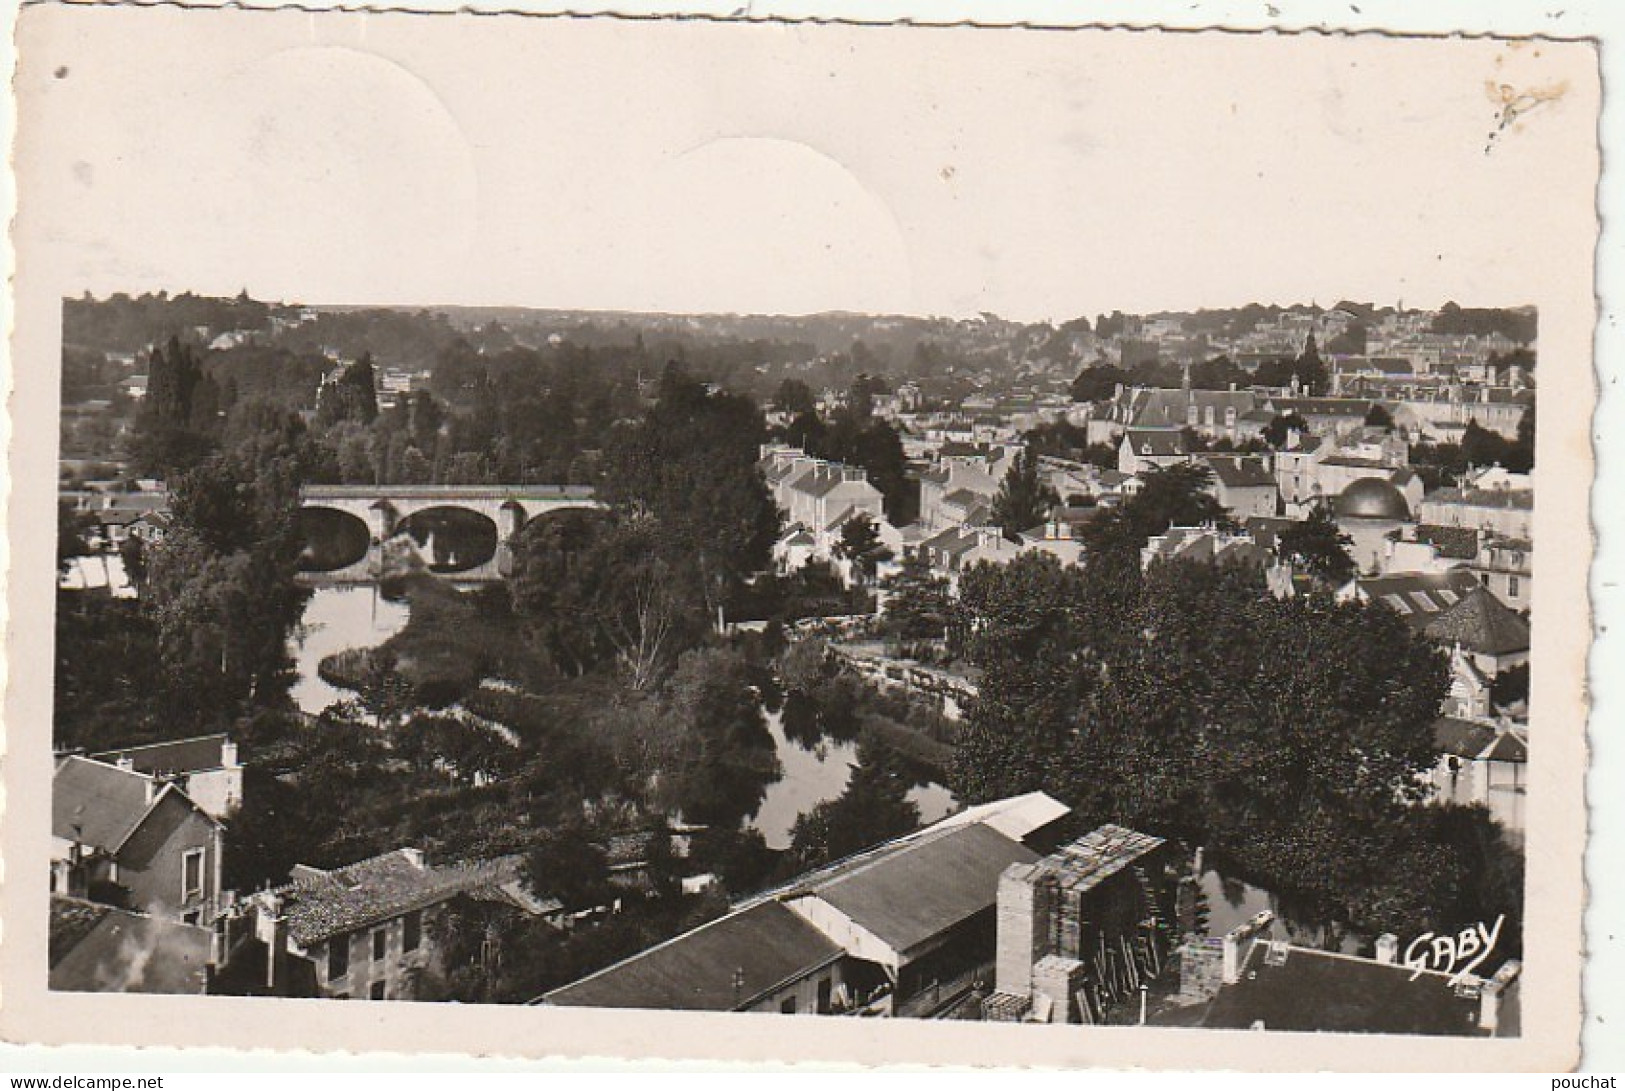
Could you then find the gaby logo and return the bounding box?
[1403,915,1505,983]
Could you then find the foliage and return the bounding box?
[991,448,1060,540]
[1070,364,1131,404]
[772,378,817,416]
[523,828,614,912]
[512,512,706,690]
[315,352,379,427]
[57,501,97,576]
[834,514,894,586]
[1431,303,1537,344]
[52,592,166,751]
[599,363,781,622]
[789,741,921,871]
[131,336,218,476]
[1276,506,1357,587]
[948,555,1475,939]
[878,551,953,651]
[1364,402,1394,428]
[1462,415,1535,474]
[1262,412,1311,448]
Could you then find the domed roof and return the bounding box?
[1335,476,1410,521]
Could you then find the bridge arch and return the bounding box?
[297,485,603,582]
[395,506,499,574]
[297,506,372,572]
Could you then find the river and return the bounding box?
[1195,866,1367,954]
[287,585,959,849]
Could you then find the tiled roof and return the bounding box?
[52,756,169,852]
[1433,716,1497,759]
[1203,455,1276,489]
[1423,587,1531,657]
[269,850,529,947]
[1414,524,1481,560]
[1015,825,1165,895]
[91,734,233,776]
[1242,516,1299,552]
[1357,569,1483,626]
[1482,731,1529,763]
[49,897,213,995]
[49,896,112,967]
[1129,389,1257,429]
[786,467,846,499]
[1124,428,1188,458]
[1198,941,1509,1036]
[797,823,1037,955]
[1269,398,1376,418]
[1424,488,1534,511]
[543,900,841,1011]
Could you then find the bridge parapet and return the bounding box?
[299,485,602,580]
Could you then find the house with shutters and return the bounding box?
[1118,428,1190,475]
[1197,455,1279,519]
[51,755,225,926]
[228,848,552,1001]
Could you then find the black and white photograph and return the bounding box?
[4,1,1606,1072]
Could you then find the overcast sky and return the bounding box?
[15,8,1599,322]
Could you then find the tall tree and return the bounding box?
[599,363,781,624]
[878,551,952,652]
[132,336,216,475]
[772,378,817,416]
[833,514,893,587]
[990,448,1060,540]
[1276,507,1357,588]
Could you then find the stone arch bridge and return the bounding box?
[298,484,601,583]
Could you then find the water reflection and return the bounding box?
[288,585,410,715]
[1194,867,1366,954]
[749,707,957,851]
[287,586,957,850]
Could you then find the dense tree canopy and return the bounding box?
[948,551,1507,939]
[599,364,781,623]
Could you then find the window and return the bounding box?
[181,848,205,902]
[373,928,387,962]
[817,978,832,1014]
[403,911,422,953]
[328,935,350,980]
[182,910,200,926]
[780,996,798,1015]
[371,981,387,1001]
[1508,575,1520,598]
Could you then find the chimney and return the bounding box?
[262,900,288,993]
[1478,960,1522,1034]
[221,740,239,768]
[994,864,1047,998]
[1375,933,1399,965]
[115,756,135,772]
[144,776,161,804]
[1222,911,1276,984]
[401,847,427,870]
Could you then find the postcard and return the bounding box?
[4,3,1602,1070]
